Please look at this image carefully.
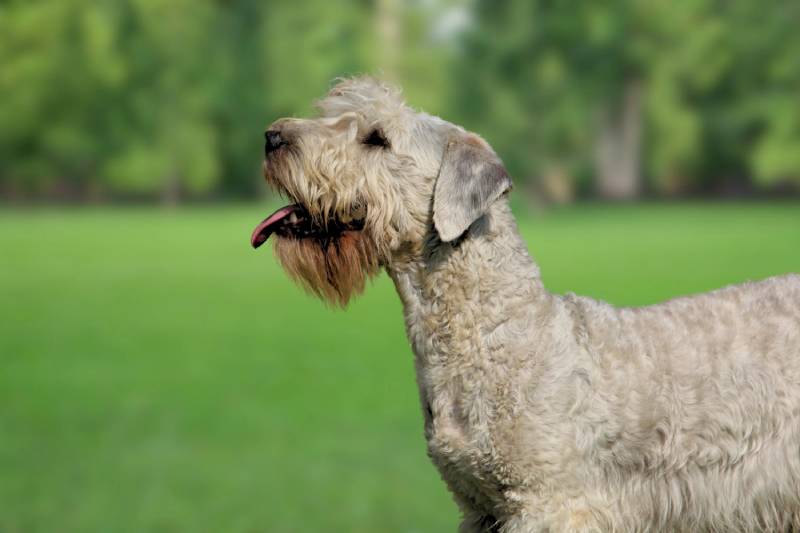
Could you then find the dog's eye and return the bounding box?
[363,129,389,148]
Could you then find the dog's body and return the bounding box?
[252,77,800,532]
[394,201,800,532]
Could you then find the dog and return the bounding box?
[251,76,800,532]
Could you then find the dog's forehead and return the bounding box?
[307,76,456,148]
[314,77,417,124]
[325,82,445,126]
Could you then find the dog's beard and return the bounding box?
[258,150,384,306]
[272,230,381,307]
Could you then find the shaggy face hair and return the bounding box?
[255,77,502,305]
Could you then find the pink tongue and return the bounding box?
[250,205,299,249]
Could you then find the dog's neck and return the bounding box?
[387,201,550,368]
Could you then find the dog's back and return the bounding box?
[560,274,800,530]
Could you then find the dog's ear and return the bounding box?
[433,134,512,242]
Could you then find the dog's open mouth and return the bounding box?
[250,204,365,249]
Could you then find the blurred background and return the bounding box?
[1,1,798,532]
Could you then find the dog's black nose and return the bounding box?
[264,130,285,155]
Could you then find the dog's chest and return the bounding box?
[425,407,515,514]
[393,264,533,514]
[411,335,523,515]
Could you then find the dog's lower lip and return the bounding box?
[250,203,366,249]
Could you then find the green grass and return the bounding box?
[1,202,798,533]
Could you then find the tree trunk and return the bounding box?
[161,173,181,206]
[594,80,643,200]
[376,0,400,81]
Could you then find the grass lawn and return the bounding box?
[1,202,798,532]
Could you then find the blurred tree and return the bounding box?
[729,1,800,188]
[210,0,268,199]
[396,0,463,114]
[0,0,222,201]
[642,0,800,194]
[0,0,101,197]
[454,0,800,199]
[453,0,650,200]
[104,0,222,203]
[1,0,797,201]
[376,0,401,81]
[0,0,376,201]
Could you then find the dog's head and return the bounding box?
[251,76,511,305]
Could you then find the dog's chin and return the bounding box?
[251,203,379,306]
[273,229,380,306]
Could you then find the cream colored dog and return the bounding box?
[251,77,800,532]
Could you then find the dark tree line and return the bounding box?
[1,0,798,202]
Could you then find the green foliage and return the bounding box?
[0,0,798,199]
[0,0,374,200]
[753,97,800,184]
[455,0,800,194]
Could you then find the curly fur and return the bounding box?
[260,76,800,532]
